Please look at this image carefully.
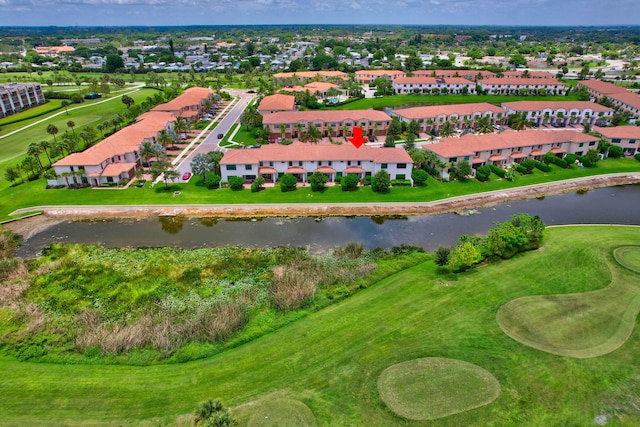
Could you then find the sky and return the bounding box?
[0,0,639,27]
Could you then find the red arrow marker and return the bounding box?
[348,126,367,149]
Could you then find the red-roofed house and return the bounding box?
[355,69,406,84]
[392,77,476,95]
[593,126,640,156]
[272,71,348,85]
[391,103,507,133]
[262,110,392,139]
[502,101,613,126]
[258,94,295,114]
[412,69,496,81]
[479,78,565,95]
[151,86,213,120]
[424,129,599,178]
[49,87,212,188]
[576,80,640,118]
[220,143,413,184]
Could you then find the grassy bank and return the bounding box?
[1,157,639,220]
[0,226,639,425]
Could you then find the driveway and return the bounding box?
[174,89,256,180]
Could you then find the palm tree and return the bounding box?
[508,112,531,131]
[38,140,52,165]
[140,141,164,166]
[296,123,304,139]
[306,124,321,144]
[4,167,20,185]
[27,143,44,170]
[439,121,455,138]
[61,99,70,114]
[157,129,173,149]
[46,123,59,144]
[21,156,39,178]
[67,120,76,137]
[474,116,494,134]
[150,159,179,190]
[279,124,286,140]
[173,116,189,139]
[97,123,105,137]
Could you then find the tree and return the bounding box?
[250,176,265,192]
[38,140,52,165]
[448,241,482,272]
[140,141,164,166]
[207,151,224,174]
[451,161,472,180]
[411,168,428,186]
[193,398,236,427]
[308,171,328,192]
[150,159,179,190]
[388,117,402,138]
[46,123,59,144]
[474,115,494,134]
[507,112,531,131]
[67,120,76,137]
[608,145,624,158]
[61,99,70,114]
[408,119,420,136]
[341,173,359,191]
[157,129,174,148]
[434,246,451,268]
[105,54,124,73]
[121,94,135,108]
[279,173,297,192]
[509,54,527,67]
[404,55,423,71]
[586,148,600,164]
[27,143,44,170]
[4,167,20,185]
[191,153,215,180]
[306,124,321,144]
[21,156,39,178]
[372,170,391,193]
[403,133,416,151]
[228,176,244,190]
[439,121,455,137]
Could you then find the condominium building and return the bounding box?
[391,103,507,133]
[0,82,46,118]
[425,129,599,178]
[258,94,296,114]
[478,78,565,95]
[502,101,613,126]
[261,110,392,139]
[577,80,640,119]
[392,77,476,95]
[220,143,413,184]
[354,69,406,84]
[593,126,640,156]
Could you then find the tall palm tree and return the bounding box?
[61,100,70,115]
[46,123,59,144]
[173,116,189,139]
[474,115,494,134]
[27,143,44,170]
[67,120,76,137]
[439,121,455,138]
[157,129,173,149]
[508,112,531,131]
[38,140,52,165]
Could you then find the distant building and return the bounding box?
[34,46,75,55]
[354,69,406,84]
[478,78,565,95]
[392,77,476,95]
[593,126,640,156]
[258,94,296,114]
[502,101,613,126]
[272,71,348,84]
[0,82,45,119]
[577,80,640,119]
[392,103,507,133]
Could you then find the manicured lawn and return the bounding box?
[1,226,640,425]
[329,93,581,110]
[0,100,63,128]
[377,357,500,420]
[234,397,317,426]
[497,246,640,358]
[2,158,640,220]
[0,88,159,171]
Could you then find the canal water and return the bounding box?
[16,185,640,257]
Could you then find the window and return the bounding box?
[226,165,236,171]
[579,143,584,147]
[298,161,302,166]
[589,141,596,146]
[449,158,457,163]
[397,163,407,169]
[612,139,621,143]
[328,161,332,166]
[396,174,406,180]
[269,162,273,167]
[464,156,470,161]
[381,163,388,169]
[630,139,636,144]
[288,161,293,166]
[245,165,252,170]
[357,161,361,166]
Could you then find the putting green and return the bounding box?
[497,247,640,358]
[377,357,500,420]
[241,398,317,427]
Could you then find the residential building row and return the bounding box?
[261,110,392,139]
[593,125,640,156]
[220,143,414,184]
[49,87,213,187]
[424,129,601,178]
[393,77,477,95]
[577,80,640,119]
[0,82,46,118]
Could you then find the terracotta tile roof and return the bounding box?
[550,147,566,153]
[355,69,405,76]
[502,101,613,112]
[53,111,175,167]
[394,77,473,85]
[258,94,295,112]
[501,71,558,78]
[344,166,365,173]
[489,154,506,161]
[273,71,348,80]
[608,91,640,109]
[304,81,338,91]
[258,167,277,173]
[593,125,640,139]
[152,87,213,113]
[425,129,597,158]
[413,70,495,79]
[286,166,306,173]
[510,152,527,158]
[530,150,545,156]
[393,103,505,120]
[102,162,136,176]
[262,110,391,125]
[480,78,563,86]
[220,143,412,165]
[316,166,336,173]
[577,79,627,95]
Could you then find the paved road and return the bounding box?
[175,89,255,179]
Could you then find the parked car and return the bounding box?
[182,172,192,180]
[217,133,224,139]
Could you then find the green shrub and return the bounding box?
[411,169,428,186]
[635,153,640,162]
[608,145,624,158]
[279,173,297,192]
[513,164,527,174]
[204,172,221,189]
[308,171,328,192]
[521,159,536,172]
[564,153,577,164]
[489,164,507,178]
[228,176,244,191]
[543,153,568,168]
[341,173,359,191]
[390,179,412,186]
[476,165,491,181]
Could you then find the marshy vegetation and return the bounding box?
[0,240,427,364]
